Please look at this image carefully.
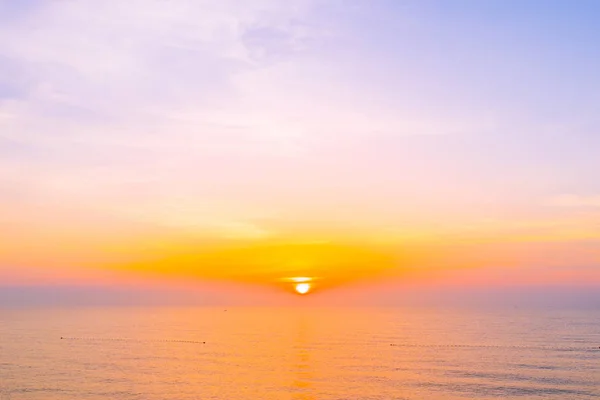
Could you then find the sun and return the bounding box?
[282,276,315,295]
[295,283,311,294]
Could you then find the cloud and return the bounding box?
[0,2,464,221]
[546,194,600,208]
[2,0,599,243]
[0,1,328,112]
[0,0,476,151]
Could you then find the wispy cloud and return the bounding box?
[546,194,600,208]
[0,1,495,228]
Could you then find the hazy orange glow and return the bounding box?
[2,221,600,291]
[113,239,401,291]
[2,203,600,292]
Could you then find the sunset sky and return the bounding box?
[1,1,599,303]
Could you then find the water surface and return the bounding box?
[1,307,599,399]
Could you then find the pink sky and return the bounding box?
[1,1,599,301]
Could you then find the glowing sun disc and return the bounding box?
[295,283,311,294]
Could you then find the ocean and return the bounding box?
[1,307,599,399]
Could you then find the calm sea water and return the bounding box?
[1,307,599,399]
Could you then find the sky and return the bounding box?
[1,1,600,304]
